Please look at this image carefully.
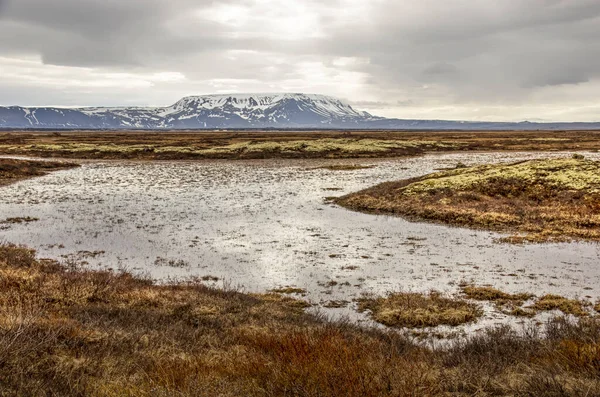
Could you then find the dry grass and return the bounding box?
[532,295,590,317]
[462,285,595,318]
[461,285,534,317]
[314,164,375,171]
[2,129,600,160]
[0,158,78,187]
[0,216,39,224]
[269,287,307,295]
[461,285,534,303]
[2,244,600,395]
[357,291,483,328]
[336,158,600,243]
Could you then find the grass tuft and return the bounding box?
[461,285,534,303]
[357,291,483,328]
[532,294,589,317]
[269,286,307,295]
[314,164,375,171]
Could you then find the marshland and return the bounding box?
[2,131,600,395]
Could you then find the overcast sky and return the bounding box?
[1,0,599,121]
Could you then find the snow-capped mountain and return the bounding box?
[0,93,378,129]
[1,93,599,130]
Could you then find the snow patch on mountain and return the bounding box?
[1,93,600,130]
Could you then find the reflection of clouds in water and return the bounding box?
[1,152,599,332]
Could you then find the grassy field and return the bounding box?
[336,157,600,243]
[2,243,600,396]
[1,130,600,160]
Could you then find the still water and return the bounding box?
[1,152,599,330]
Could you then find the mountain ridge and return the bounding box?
[1,93,599,130]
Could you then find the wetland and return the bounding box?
[2,138,600,395]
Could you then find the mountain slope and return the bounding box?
[0,94,377,129]
[1,93,599,130]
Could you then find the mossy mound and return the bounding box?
[337,158,600,243]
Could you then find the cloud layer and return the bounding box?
[1,0,599,121]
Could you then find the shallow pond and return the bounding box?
[1,151,599,332]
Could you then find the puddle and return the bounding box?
[1,151,599,332]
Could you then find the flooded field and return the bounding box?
[1,151,599,331]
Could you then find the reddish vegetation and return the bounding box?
[1,244,600,396]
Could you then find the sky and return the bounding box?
[0,0,599,121]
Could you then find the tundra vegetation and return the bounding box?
[0,158,77,187]
[459,285,597,318]
[314,164,375,171]
[336,157,600,243]
[356,286,598,328]
[2,244,600,396]
[3,154,600,395]
[1,129,600,160]
[356,291,483,327]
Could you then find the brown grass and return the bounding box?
[532,295,590,317]
[0,158,78,187]
[314,164,374,171]
[462,285,595,318]
[2,244,600,395]
[0,216,39,224]
[461,285,534,303]
[336,158,600,243]
[269,287,308,295]
[357,291,483,328]
[1,129,600,160]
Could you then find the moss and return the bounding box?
[336,158,600,243]
[0,139,461,158]
[402,158,600,195]
[202,139,459,155]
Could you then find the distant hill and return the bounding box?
[1,93,599,130]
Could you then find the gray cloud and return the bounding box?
[0,0,599,121]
